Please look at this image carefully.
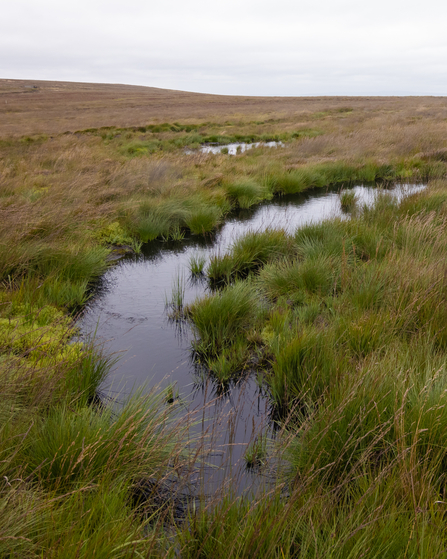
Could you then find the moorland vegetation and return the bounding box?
[1,80,447,556]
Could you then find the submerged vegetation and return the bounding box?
[2,81,447,555]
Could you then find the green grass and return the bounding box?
[126,193,229,241]
[244,434,268,469]
[339,189,358,212]
[173,181,447,558]
[186,204,223,234]
[269,161,405,196]
[166,272,186,319]
[258,254,339,301]
[225,178,270,209]
[188,281,258,356]
[2,103,447,556]
[0,339,189,557]
[208,229,294,284]
[204,338,250,386]
[189,252,207,275]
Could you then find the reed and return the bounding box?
[208,229,294,284]
[189,252,207,275]
[339,188,358,212]
[188,281,258,355]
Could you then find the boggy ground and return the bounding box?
[1,79,447,557]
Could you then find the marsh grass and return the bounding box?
[0,328,193,557]
[208,229,294,284]
[189,252,207,275]
[244,434,268,469]
[180,180,447,556]
[188,281,258,356]
[225,178,270,209]
[205,338,250,386]
[2,84,447,555]
[339,188,358,212]
[166,272,186,319]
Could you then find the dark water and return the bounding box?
[78,183,425,496]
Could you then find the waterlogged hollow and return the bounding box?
[187,140,284,155]
[78,183,425,496]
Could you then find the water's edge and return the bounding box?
[78,183,425,495]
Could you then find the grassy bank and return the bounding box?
[1,83,447,556]
[184,180,447,556]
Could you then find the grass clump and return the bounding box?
[208,229,294,284]
[268,325,340,410]
[244,434,268,469]
[225,178,270,209]
[186,203,223,234]
[189,252,206,275]
[259,254,338,302]
[166,272,186,319]
[339,188,358,212]
[188,281,258,356]
[23,392,177,492]
[126,193,228,241]
[205,338,250,387]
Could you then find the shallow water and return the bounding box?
[185,140,284,156]
[78,183,425,495]
[199,141,284,155]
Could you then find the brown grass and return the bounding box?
[1,80,446,284]
[1,78,447,138]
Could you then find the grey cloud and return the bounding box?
[1,0,446,95]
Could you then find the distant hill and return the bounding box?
[0,78,444,137]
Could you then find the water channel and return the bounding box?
[78,183,425,497]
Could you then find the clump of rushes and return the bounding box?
[270,160,401,196]
[288,336,447,489]
[268,324,341,411]
[258,253,339,301]
[129,198,190,242]
[244,434,268,469]
[225,178,270,209]
[0,326,189,556]
[208,229,294,284]
[187,281,258,356]
[189,252,206,275]
[166,272,185,319]
[339,188,358,212]
[127,194,228,240]
[162,225,185,242]
[205,338,250,387]
[186,204,223,234]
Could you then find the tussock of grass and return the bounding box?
[189,252,206,275]
[188,281,258,356]
[186,203,223,234]
[225,177,270,209]
[259,254,338,301]
[339,188,358,212]
[208,228,294,284]
[205,338,250,386]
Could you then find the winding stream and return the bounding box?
[78,183,425,496]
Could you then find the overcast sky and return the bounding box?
[1,0,446,96]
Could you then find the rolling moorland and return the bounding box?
[1,79,447,557]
